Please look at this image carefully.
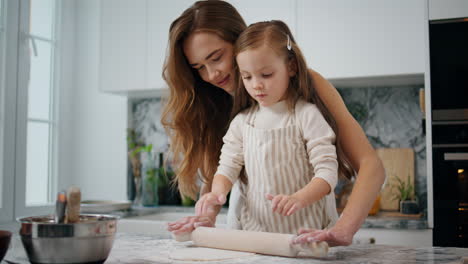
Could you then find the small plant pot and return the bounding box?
[400,200,419,214]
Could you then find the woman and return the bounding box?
[162,0,384,247]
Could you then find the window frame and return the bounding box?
[0,0,62,222]
[15,0,61,217]
[0,0,18,223]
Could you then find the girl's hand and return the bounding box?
[266,193,306,216]
[195,192,226,218]
[167,215,215,235]
[291,227,353,247]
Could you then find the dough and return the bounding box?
[169,247,255,261]
[172,232,191,242]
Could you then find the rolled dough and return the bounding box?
[169,247,255,261]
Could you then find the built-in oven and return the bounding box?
[430,16,468,247]
[429,18,468,122]
[432,122,468,247]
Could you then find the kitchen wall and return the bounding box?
[130,85,427,213]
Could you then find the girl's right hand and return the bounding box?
[167,192,226,235]
[195,192,227,217]
[167,215,215,235]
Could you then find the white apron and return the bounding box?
[231,105,338,234]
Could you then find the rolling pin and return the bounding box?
[174,227,328,258]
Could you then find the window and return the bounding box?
[0,0,60,221]
[24,0,58,206]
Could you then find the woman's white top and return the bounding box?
[218,99,338,234]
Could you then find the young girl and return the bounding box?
[197,20,345,234]
[166,1,385,246]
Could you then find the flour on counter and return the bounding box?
[169,247,255,261]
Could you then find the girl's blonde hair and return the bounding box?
[161,0,247,200]
[233,20,354,180]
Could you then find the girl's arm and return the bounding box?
[294,69,385,246]
[267,177,332,216]
[292,177,330,206]
[195,174,233,216]
[268,101,337,216]
[168,114,245,235]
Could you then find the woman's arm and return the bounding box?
[297,69,385,246]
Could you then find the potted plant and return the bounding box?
[126,129,144,204]
[156,152,182,205]
[391,175,419,214]
[139,144,159,206]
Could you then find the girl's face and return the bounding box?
[236,45,295,107]
[183,32,235,94]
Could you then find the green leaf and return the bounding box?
[390,174,416,202]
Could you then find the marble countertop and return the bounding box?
[4,232,468,264]
[121,206,428,230]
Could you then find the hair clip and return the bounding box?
[286,35,292,51]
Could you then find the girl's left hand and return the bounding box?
[266,193,306,216]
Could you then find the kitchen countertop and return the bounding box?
[4,232,468,264]
[122,206,428,230]
[0,205,427,231]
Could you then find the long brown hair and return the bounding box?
[233,20,354,180]
[161,0,247,200]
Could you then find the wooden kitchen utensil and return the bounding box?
[377,148,415,211]
[174,227,328,258]
[66,186,81,223]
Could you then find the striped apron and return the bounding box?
[238,106,338,234]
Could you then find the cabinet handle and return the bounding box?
[444,153,468,161]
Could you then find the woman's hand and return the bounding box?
[167,215,215,235]
[266,193,306,216]
[291,226,353,247]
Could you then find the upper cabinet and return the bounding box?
[146,0,196,92]
[228,0,297,35]
[99,0,194,95]
[99,0,428,95]
[296,0,426,80]
[100,0,147,94]
[429,0,468,20]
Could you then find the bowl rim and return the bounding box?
[16,214,120,225]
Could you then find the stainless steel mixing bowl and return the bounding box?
[17,214,118,264]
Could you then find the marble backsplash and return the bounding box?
[130,85,426,213]
[336,85,426,212]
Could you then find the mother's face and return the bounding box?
[183,32,235,94]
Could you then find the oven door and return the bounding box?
[433,148,468,247]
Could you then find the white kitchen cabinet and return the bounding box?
[228,0,297,35]
[100,1,428,95]
[429,0,468,20]
[100,0,297,96]
[100,0,147,93]
[100,0,194,95]
[147,0,196,91]
[296,0,426,80]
